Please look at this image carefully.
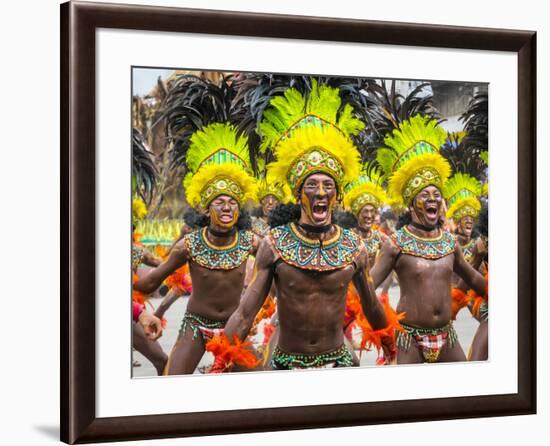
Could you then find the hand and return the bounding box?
[138,310,163,341]
[380,335,396,365]
[475,237,488,258]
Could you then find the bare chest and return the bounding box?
[275,262,355,299]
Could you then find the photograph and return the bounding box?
[130,68,490,377]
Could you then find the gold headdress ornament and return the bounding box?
[262,80,363,197]
[443,172,482,221]
[183,122,257,209]
[377,114,451,206]
[343,163,388,216]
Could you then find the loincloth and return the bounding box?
[179,312,226,342]
[396,322,458,363]
[271,344,355,370]
[478,302,488,321]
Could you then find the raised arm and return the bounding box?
[352,246,388,330]
[142,249,162,268]
[224,237,275,341]
[154,286,185,320]
[453,243,487,296]
[369,238,399,289]
[134,238,189,294]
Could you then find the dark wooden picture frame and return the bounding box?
[61,1,536,443]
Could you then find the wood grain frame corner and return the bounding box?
[60,1,536,443]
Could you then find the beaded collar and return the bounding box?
[132,244,146,272]
[359,229,383,258]
[269,223,360,271]
[251,216,270,237]
[391,226,455,260]
[461,238,476,264]
[183,227,254,270]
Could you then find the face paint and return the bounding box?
[298,173,337,226]
[208,195,240,230]
[300,189,315,223]
[261,195,279,219]
[410,185,442,228]
[358,204,377,232]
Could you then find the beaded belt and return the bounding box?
[179,312,226,341]
[271,344,354,370]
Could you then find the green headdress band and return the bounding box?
[377,115,450,206]
[184,123,257,208]
[263,80,363,195]
[343,164,388,215]
[443,172,482,221]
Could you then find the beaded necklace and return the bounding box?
[358,229,382,259]
[251,216,270,237]
[391,225,455,260]
[270,222,360,271]
[183,227,254,270]
[461,238,476,264]
[132,244,146,272]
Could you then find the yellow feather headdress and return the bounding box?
[442,172,482,221]
[262,80,363,196]
[255,170,292,204]
[132,196,148,222]
[343,164,388,216]
[183,123,257,209]
[376,115,451,206]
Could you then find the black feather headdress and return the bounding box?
[162,74,240,169]
[360,80,441,163]
[132,128,157,203]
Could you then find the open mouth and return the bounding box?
[219,214,233,223]
[425,205,439,220]
[312,202,329,222]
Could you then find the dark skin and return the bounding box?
[370,185,486,364]
[260,195,279,221]
[469,319,488,361]
[133,321,167,375]
[135,195,259,374]
[224,173,388,366]
[132,247,164,373]
[356,203,388,270]
[454,216,488,361]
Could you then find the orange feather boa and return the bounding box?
[206,334,260,372]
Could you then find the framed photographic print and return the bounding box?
[61,0,536,444]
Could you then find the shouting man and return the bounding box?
[135,123,259,374]
[371,115,487,364]
[215,82,398,370]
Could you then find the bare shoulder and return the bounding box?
[171,232,192,260]
[254,233,277,269]
[380,234,400,258]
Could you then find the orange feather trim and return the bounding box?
[344,285,363,328]
[252,295,277,329]
[451,288,472,320]
[205,334,260,372]
[132,273,146,304]
[466,273,488,318]
[355,293,405,355]
[154,244,169,260]
[164,264,192,293]
[132,232,143,244]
